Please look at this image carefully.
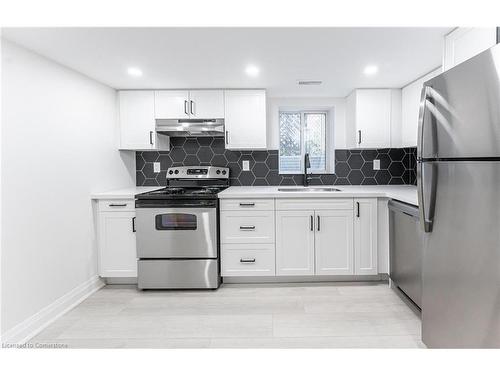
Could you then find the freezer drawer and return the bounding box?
[389,199,423,308]
[138,259,220,289]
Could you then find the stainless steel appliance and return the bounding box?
[389,199,422,309]
[418,44,500,348]
[155,118,224,137]
[135,166,229,289]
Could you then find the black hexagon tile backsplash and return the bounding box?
[135,137,417,187]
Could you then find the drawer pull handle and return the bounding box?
[240,258,256,263]
[109,203,127,207]
[239,225,256,230]
[239,202,255,207]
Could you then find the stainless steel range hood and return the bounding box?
[155,119,224,137]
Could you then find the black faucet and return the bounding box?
[304,153,312,186]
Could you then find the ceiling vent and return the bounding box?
[297,80,323,86]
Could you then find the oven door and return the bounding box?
[135,201,217,259]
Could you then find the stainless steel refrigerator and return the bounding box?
[418,43,500,348]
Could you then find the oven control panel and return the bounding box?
[167,166,229,179]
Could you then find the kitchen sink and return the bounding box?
[277,187,341,192]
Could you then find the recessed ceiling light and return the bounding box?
[363,65,379,76]
[127,67,143,77]
[245,65,260,77]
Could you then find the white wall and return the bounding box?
[267,96,347,150]
[1,40,135,336]
[401,68,441,147]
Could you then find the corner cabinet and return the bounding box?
[118,91,170,151]
[96,199,137,278]
[224,90,267,150]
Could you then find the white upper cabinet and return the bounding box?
[443,27,497,71]
[189,90,224,118]
[119,91,169,151]
[154,90,190,119]
[354,198,378,275]
[154,90,224,119]
[224,90,267,150]
[346,89,400,149]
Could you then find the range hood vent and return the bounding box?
[155,118,225,137]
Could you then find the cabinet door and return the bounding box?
[315,210,354,275]
[444,27,497,71]
[356,89,391,148]
[276,210,315,276]
[119,91,155,150]
[189,90,224,118]
[98,210,137,277]
[154,90,190,119]
[354,198,378,275]
[224,90,267,150]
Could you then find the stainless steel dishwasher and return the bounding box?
[388,199,423,309]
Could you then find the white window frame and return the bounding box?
[279,110,330,175]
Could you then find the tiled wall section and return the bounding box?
[136,137,417,186]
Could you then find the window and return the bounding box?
[279,111,328,174]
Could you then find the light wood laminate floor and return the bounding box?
[30,282,425,348]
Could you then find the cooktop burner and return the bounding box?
[138,186,227,198]
[135,166,229,200]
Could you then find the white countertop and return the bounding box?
[218,185,418,206]
[91,186,162,200]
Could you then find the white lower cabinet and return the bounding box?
[354,198,378,275]
[97,200,137,278]
[221,244,275,276]
[220,210,275,244]
[315,210,354,275]
[220,197,378,279]
[220,199,276,277]
[275,210,315,276]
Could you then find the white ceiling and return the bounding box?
[2,27,452,97]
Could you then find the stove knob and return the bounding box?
[222,170,227,175]
[216,169,221,174]
[174,170,179,175]
[168,170,173,175]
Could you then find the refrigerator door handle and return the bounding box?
[417,85,431,160]
[418,161,436,233]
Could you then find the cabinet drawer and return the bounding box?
[221,244,275,276]
[276,198,353,211]
[220,198,274,211]
[221,211,275,243]
[98,200,135,212]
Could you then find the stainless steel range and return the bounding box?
[135,166,229,289]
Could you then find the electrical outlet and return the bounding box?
[242,160,250,171]
[373,159,380,170]
[153,162,161,173]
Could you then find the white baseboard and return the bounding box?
[1,275,105,345]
